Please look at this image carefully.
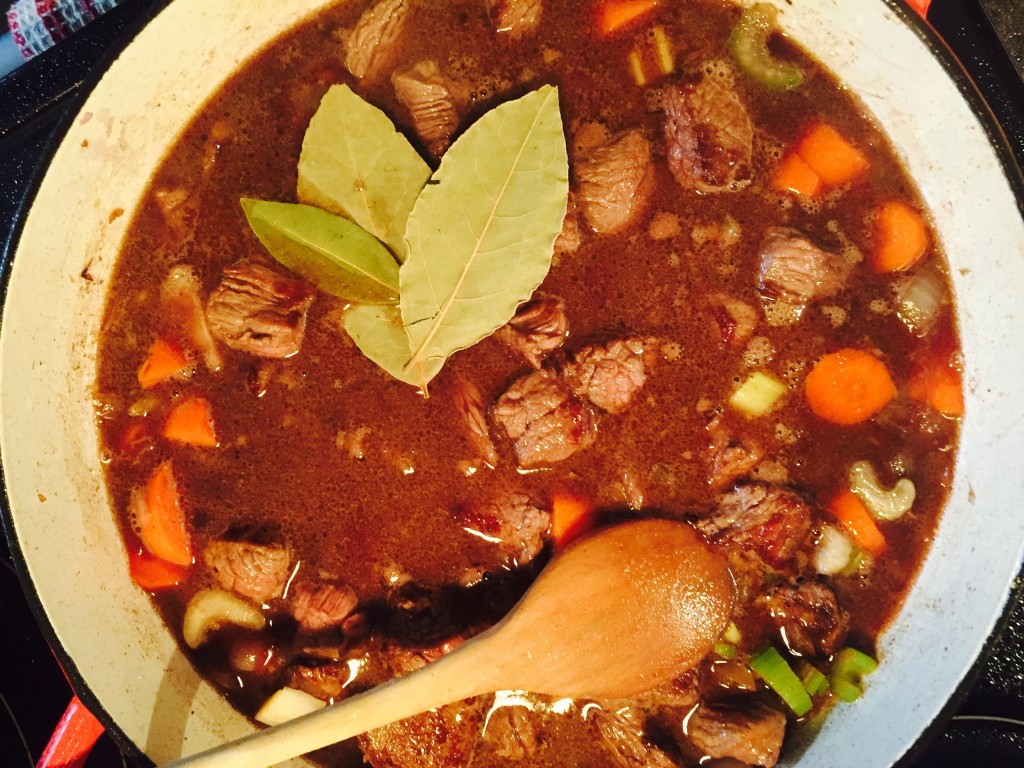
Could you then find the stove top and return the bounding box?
[1,1,1022,766]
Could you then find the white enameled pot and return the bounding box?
[1,0,1022,765]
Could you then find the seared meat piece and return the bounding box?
[562,338,650,414]
[492,368,597,468]
[162,265,223,372]
[554,200,582,256]
[454,492,551,568]
[707,416,764,491]
[392,60,460,157]
[758,581,848,657]
[592,707,678,768]
[284,660,350,702]
[634,673,699,714]
[203,530,291,602]
[205,260,315,358]
[758,228,851,324]
[663,76,753,194]
[481,702,541,760]
[386,584,459,646]
[576,127,653,234]
[697,484,811,567]
[452,377,499,466]
[681,701,786,768]
[708,294,758,349]
[495,294,569,368]
[486,0,542,37]
[290,581,359,633]
[345,0,410,80]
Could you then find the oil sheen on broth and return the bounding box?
[95,1,962,766]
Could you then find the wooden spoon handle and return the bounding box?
[163,634,500,768]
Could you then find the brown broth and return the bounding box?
[96,1,960,765]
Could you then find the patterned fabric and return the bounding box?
[6,0,125,60]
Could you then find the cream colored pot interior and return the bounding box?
[1,0,1023,765]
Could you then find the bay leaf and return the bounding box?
[298,84,431,262]
[344,304,444,390]
[241,198,399,305]
[400,85,568,378]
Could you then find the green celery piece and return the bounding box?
[242,199,400,305]
[798,661,830,697]
[749,646,813,716]
[713,642,737,660]
[729,3,804,90]
[400,85,568,380]
[829,647,878,703]
[298,84,431,262]
[345,305,444,391]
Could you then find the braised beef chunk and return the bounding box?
[391,60,461,157]
[452,377,500,466]
[663,76,753,194]
[708,294,758,349]
[290,581,359,633]
[345,0,410,80]
[592,707,678,768]
[758,581,848,657]
[682,701,786,768]
[205,260,315,358]
[203,528,291,602]
[492,368,597,467]
[758,228,851,324]
[707,417,764,491]
[454,492,551,568]
[481,703,542,760]
[495,294,569,368]
[562,338,652,414]
[575,127,653,234]
[697,484,811,567]
[486,0,542,37]
[285,660,351,702]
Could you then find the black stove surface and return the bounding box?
[1,1,1022,766]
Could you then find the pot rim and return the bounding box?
[0,1,1021,765]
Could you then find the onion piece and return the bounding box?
[814,525,854,575]
[256,687,326,726]
[897,267,945,337]
[182,589,265,649]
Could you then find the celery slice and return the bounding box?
[749,646,813,716]
[829,647,879,702]
[729,3,804,90]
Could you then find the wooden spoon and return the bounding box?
[165,518,734,768]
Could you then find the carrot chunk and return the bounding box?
[909,357,964,417]
[133,461,192,566]
[138,338,190,389]
[129,549,188,590]
[773,152,822,197]
[796,122,869,187]
[596,0,659,36]
[872,201,928,273]
[163,396,218,448]
[828,490,886,556]
[805,348,896,425]
[551,491,597,548]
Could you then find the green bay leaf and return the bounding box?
[344,305,444,391]
[241,198,399,305]
[298,84,431,262]
[400,85,568,379]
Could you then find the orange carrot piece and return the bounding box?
[909,358,964,417]
[551,491,597,548]
[129,549,188,590]
[872,201,928,273]
[596,0,659,36]
[805,348,896,425]
[796,122,870,187]
[138,338,190,389]
[133,461,192,566]
[163,396,218,448]
[773,152,822,197]
[828,490,887,556]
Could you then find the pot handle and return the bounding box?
[906,0,932,18]
[37,695,104,768]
